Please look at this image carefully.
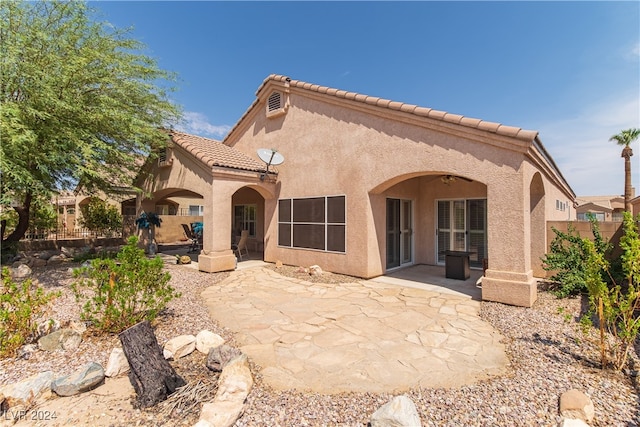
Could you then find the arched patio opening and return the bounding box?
[231,186,267,258]
[529,172,546,277]
[370,172,487,272]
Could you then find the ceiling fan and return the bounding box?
[440,175,473,185]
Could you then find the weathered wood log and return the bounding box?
[119,320,186,407]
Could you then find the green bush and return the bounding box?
[580,212,640,370]
[0,267,59,358]
[71,236,180,333]
[79,197,123,237]
[542,216,611,297]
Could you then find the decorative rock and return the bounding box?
[163,334,196,359]
[196,354,253,427]
[66,320,87,335]
[0,371,54,405]
[10,264,32,279]
[196,330,225,354]
[296,266,308,274]
[60,246,74,258]
[370,395,422,427]
[38,328,82,351]
[30,258,48,268]
[51,362,105,397]
[104,348,130,377]
[41,251,58,260]
[308,264,323,276]
[177,255,192,265]
[275,260,283,268]
[560,389,595,422]
[206,344,242,372]
[46,255,65,265]
[37,319,61,338]
[16,344,38,360]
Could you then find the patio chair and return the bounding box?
[232,230,250,261]
[181,224,199,253]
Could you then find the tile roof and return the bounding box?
[169,130,265,172]
[575,195,624,209]
[225,74,539,143]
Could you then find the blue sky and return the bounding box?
[91,1,639,197]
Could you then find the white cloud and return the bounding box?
[536,94,640,197]
[176,112,232,140]
[627,42,640,60]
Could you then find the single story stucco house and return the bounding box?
[136,74,576,308]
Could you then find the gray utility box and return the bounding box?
[443,251,473,280]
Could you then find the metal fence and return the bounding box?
[22,227,124,241]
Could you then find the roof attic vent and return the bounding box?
[268,92,282,112]
[266,91,287,118]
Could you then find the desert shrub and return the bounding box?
[71,236,179,333]
[0,267,59,358]
[580,212,640,370]
[72,248,119,264]
[542,216,611,297]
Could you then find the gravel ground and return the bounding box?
[1,261,639,426]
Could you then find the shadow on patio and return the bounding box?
[370,264,483,300]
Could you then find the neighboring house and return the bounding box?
[575,195,626,222]
[136,74,576,308]
[632,194,640,217]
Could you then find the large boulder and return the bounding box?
[196,354,253,427]
[196,330,225,354]
[559,389,595,423]
[38,328,82,351]
[51,362,105,397]
[10,264,32,279]
[0,371,54,407]
[370,395,422,427]
[163,334,196,360]
[206,344,242,373]
[104,348,130,377]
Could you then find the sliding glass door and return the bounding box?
[386,198,413,269]
[437,199,486,268]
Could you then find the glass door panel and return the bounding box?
[452,200,466,251]
[401,200,412,264]
[437,201,450,263]
[437,199,487,267]
[467,199,487,268]
[386,199,400,269]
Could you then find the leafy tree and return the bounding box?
[79,197,123,237]
[609,128,640,212]
[0,1,181,245]
[27,199,58,237]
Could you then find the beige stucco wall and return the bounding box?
[222,82,574,307]
[138,78,575,307]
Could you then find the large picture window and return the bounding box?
[278,195,346,252]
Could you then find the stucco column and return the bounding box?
[198,183,236,273]
[481,179,537,307]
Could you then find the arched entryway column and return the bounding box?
[199,176,276,273]
[529,173,546,278]
[481,174,537,307]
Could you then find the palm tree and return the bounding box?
[609,128,640,212]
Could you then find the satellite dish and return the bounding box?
[257,148,284,181]
[257,148,284,166]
